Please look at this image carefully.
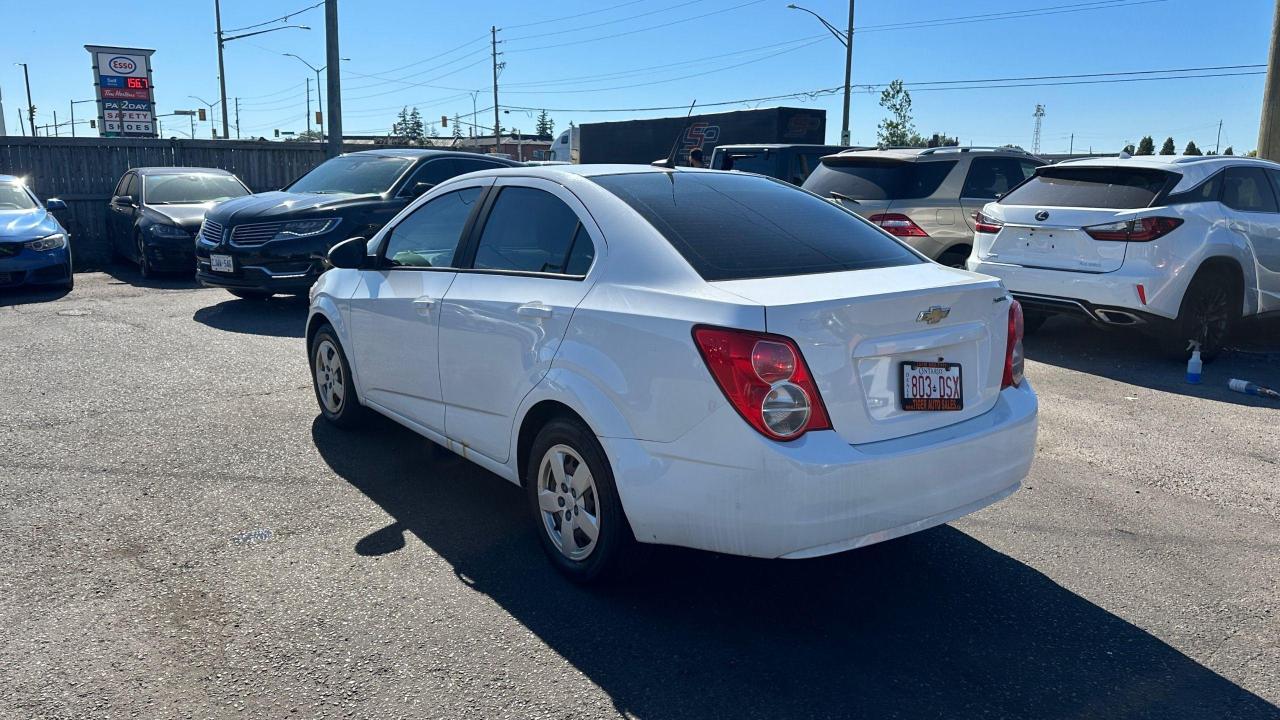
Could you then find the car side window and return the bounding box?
[1018,160,1042,183]
[123,174,140,202]
[454,158,506,175]
[113,174,131,198]
[962,158,1025,199]
[382,187,483,268]
[472,186,585,275]
[399,159,459,196]
[564,224,596,275]
[1221,167,1278,213]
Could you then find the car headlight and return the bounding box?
[25,233,67,251]
[274,219,339,241]
[149,223,191,238]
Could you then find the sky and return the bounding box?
[0,0,1273,154]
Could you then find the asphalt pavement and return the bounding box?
[1,268,1277,719]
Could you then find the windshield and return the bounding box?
[143,174,249,205]
[1000,166,1175,209]
[0,182,39,210]
[803,159,957,201]
[288,155,414,195]
[593,171,921,282]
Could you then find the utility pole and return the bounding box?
[235,97,241,139]
[18,63,35,138]
[1032,104,1045,155]
[325,0,343,158]
[1259,0,1280,159]
[52,110,58,137]
[215,0,230,138]
[470,91,479,139]
[1215,119,1223,154]
[1069,133,1074,154]
[305,77,312,135]
[840,0,853,145]
[492,26,501,152]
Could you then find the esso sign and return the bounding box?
[108,56,137,74]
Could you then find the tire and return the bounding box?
[61,263,74,291]
[228,289,273,300]
[1163,269,1240,362]
[937,246,970,269]
[526,417,640,584]
[309,325,369,428]
[1022,310,1049,335]
[135,234,153,279]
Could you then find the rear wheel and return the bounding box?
[937,246,971,269]
[309,325,368,428]
[526,417,639,583]
[1164,269,1239,362]
[228,289,273,300]
[135,234,153,278]
[1022,311,1049,335]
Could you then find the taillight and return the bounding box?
[972,210,1003,234]
[692,326,832,441]
[1084,216,1183,242]
[1002,299,1025,390]
[869,213,929,237]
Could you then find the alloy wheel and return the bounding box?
[313,339,346,414]
[136,236,151,277]
[536,444,601,561]
[1189,284,1230,353]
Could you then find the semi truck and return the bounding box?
[547,107,827,165]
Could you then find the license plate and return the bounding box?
[210,254,234,273]
[900,361,963,411]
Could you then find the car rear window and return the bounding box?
[592,171,922,282]
[802,158,956,201]
[1000,166,1175,209]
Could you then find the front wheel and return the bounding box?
[526,418,640,583]
[1164,270,1239,362]
[135,234,153,278]
[309,325,369,428]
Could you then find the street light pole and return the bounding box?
[325,0,343,158]
[787,2,854,145]
[215,0,230,138]
[16,63,35,138]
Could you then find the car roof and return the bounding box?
[448,164,724,180]
[1046,154,1280,192]
[715,144,850,151]
[343,148,521,164]
[128,166,237,176]
[829,146,1040,162]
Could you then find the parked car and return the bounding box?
[803,146,1045,266]
[968,155,1280,360]
[197,150,522,299]
[0,175,73,291]
[710,143,853,185]
[306,166,1039,582]
[108,167,251,277]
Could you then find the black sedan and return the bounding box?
[195,150,521,299]
[108,167,251,277]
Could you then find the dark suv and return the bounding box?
[196,149,521,298]
[709,144,852,185]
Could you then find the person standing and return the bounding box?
[688,147,706,168]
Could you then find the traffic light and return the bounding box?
[89,120,96,129]
[274,129,280,137]
[198,108,207,121]
[441,116,448,128]
[315,111,322,125]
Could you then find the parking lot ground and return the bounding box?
[2,270,1278,719]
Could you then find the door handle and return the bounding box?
[412,296,438,316]
[516,302,553,319]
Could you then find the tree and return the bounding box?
[924,132,958,148]
[284,129,323,142]
[452,113,464,139]
[877,79,917,148]
[535,109,555,137]
[1159,137,1176,155]
[408,108,424,140]
[1183,140,1202,156]
[1123,144,1136,155]
[1224,146,1234,155]
[1136,136,1155,155]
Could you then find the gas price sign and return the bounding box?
[85,45,157,138]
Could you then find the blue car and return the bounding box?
[0,175,73,291]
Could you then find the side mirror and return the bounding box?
[327,236,369,269]
[409,181,434,198]
[111,195,134,207]
[44,198,67,212]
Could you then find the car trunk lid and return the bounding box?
[713,264,1011,445]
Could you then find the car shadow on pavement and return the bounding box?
[101,262,202,290]
[1026,314,1280,407]
[0,285,72,307]
[192,295,308,338]
[311,416,1277,720]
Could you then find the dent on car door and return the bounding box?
[347,182,490,432]
[438,180,601,463]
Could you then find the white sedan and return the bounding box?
[307,165,1038,582]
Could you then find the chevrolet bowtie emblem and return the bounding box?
[916,306,951,324]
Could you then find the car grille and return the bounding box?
[230,222,283,247]
[200,219,224,244]
[0,242,21,258]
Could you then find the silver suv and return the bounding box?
[802,146,1045,266]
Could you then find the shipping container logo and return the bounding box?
[784,114,822,138]
[683,122,721,150]
[107,56,138,74]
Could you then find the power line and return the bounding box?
[506,0,770,53]
[223,0,323,33]
[344,57,490,100]
[504,0,715,42]
[505,0,647,30]
[235,81,307,100]
[344,49,491,95]
[852,0,1163,35]
[344,35,489,88]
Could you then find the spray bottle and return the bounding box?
[1185,341,1202,385]
[1228,379,1280,400]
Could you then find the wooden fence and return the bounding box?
[0,137,402,268]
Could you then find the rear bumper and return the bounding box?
[968,258,1178,321]
[601,381,1038,559]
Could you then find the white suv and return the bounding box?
[967,155,1280,359]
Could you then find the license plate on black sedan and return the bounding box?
[210,254,234,273]
[900,361,963,411]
